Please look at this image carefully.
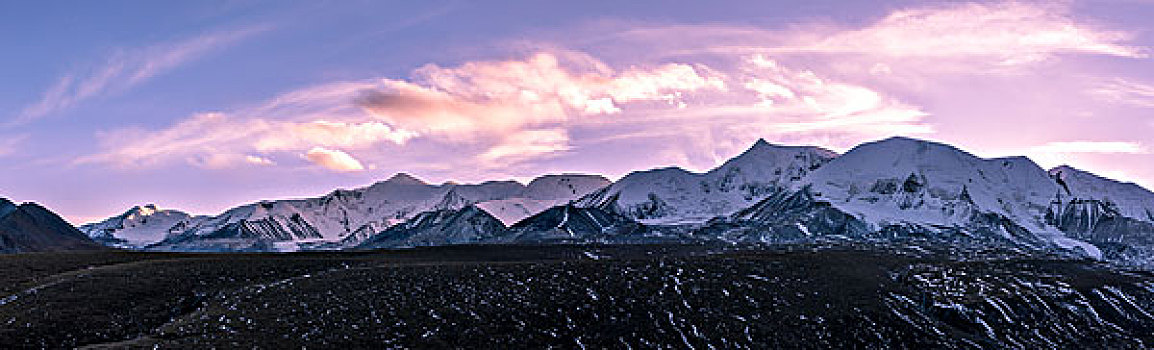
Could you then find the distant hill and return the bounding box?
[1,197,103,253]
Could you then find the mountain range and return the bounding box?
[6,136,1154,267]
[81,172,610,251]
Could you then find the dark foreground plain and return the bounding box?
[2,244,1154,349]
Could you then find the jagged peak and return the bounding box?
[703,139,839,177]
[383,172,427,186]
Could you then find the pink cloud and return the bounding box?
[303,147,365,172]
[245,155,276,166]
[355,51,725,164]
[254,121,417,152]
[478,129,571,166]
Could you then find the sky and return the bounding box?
[1,0,1153,224]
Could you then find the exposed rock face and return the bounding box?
[697,186,870,243]
[1043,166,1154,264]
[357,206,506,249]
[497,205,646,243]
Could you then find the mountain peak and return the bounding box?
[714,139,837,174]
[128,204,160,216]
[849,136,975,159]
[744,138,792,153]
[433,189,470,211]
[385,172,427,186]
[737,138,838,159]
[742,138,777,155]
[523,174,611,200]
[751,138,771,148]
[866,136,953,150]
[1049,165,1077,176]
[879,135,919,142]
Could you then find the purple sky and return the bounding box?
[2,0,1153,224]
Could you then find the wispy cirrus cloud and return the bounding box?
[10,26,268,125]
[0,134,28,157]
[609,1,1144,69]
[77,112,416,170]
[1089,78,1154,107]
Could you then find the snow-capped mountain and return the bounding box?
[475,174,611,225]
[79,204,206,247]
[802,137,1058,231]
[576,139,836,224]
[141,173,608,251]
[696,137,1100,257]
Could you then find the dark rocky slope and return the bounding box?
[0,197,103,253]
